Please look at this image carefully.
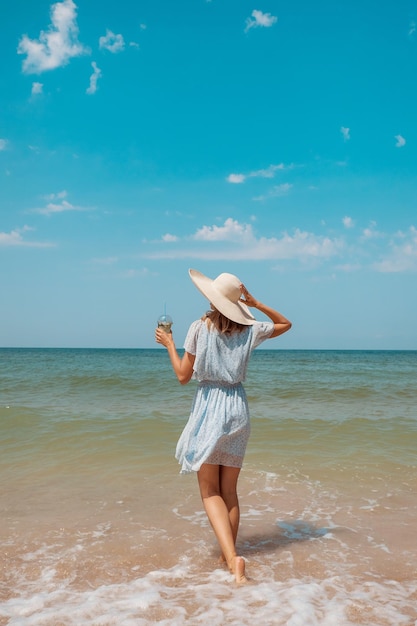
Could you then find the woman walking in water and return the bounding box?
[155,269,291,583]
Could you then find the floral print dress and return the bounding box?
[175,318,274,473]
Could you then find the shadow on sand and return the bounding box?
[241,520,336,556]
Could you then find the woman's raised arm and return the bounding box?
[240,284,292,338]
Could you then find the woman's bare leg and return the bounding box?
[220,465,241,546]
[197,463,247,584]
[217,465,241,564]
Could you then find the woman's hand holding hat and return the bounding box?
[239,284,259,309]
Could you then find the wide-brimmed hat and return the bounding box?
[189,269,256,325]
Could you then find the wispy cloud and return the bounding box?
[91,256,119,265]
[17,0,88,74]
[120,267,155,279]
[99,29,125,53]
[245,10,278,33]
[253,183,292,202]
[226,163,289,184]
[250,164,287,178]
[0,139,8,151]
[44,191,67,201]
[37,200,78,215]
[86,62,102,95]
[32,191,89,216]
[361,221,384,240]
[409,20,416,37]
[374,226,417,272]
[395,134,406,148]
[340,126,350,141]
[0,225,54,248]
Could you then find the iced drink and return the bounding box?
[157,314,173,333]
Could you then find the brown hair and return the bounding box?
[202,308,246,335]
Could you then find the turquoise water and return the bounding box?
[1,349,416,625]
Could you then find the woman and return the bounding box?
[155,269,291,583]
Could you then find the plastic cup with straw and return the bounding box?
[157,304,173,333]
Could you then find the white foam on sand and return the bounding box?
[1,558,416,626]
[2,468,416,625]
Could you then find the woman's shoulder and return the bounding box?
[184,318,207,354]
[250,321,275,346]
[189,317,205,330]
[186,318,208,339]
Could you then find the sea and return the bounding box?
[0,348,416,626]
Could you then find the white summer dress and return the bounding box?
[175,318,274,474]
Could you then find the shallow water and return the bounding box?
[1,349,416,625]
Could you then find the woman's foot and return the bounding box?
[231,555,247,584]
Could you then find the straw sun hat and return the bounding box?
[189,269,256,326]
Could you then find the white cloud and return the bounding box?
[226,173,246,184]
[361,221,383,240]
[31,82,44,95]
[147,218,343,262]
[226,163,288,184]
[395,134,406,148]
[374,226,417,273]
[250,163,286,178]
[44,190,68,201]
[342,216,355,229]
[32,191,88,215]
[362,228,374,239]
[38,200,77,215]
[120,267,153,279]
[245,10,278,33]
[341,126,350,141]
[0,225,54,248]
[193,218,254,242]
[263,229,342,260]
[409,20,416,37]
[99,29,125,53]
[17,0,88,74]
[162,233,178,242]
[86,62,102,95]
[0,139,8,151]
[147,218,417,273]
[253,183,292,202]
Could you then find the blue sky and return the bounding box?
[1,0,416,349]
